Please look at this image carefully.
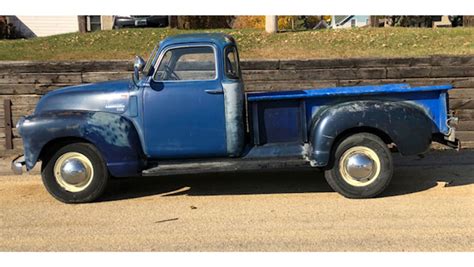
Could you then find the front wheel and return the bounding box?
[41,143,109,203]
[324,133,393,198]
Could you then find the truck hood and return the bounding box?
[35,80,132,115]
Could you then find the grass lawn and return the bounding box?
[0,27,473,61]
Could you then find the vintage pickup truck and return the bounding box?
[12,33,459,203]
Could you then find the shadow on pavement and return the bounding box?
[100,150,474,202]
[102,169,331,202]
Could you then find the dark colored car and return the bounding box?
[114,16,169,28]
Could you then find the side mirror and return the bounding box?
[132,56,146,85]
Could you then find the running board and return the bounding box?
[142,157,311,176]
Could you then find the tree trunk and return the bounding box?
[265,16,278,33]
[77,16,87,33]
[464,16,474,27]
[169,16,178,28]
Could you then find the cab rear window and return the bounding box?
[224,46,241,80]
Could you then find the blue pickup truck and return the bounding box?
[12,33,459,203]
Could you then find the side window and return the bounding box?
[224,46,241,80]
[154,46,216,81]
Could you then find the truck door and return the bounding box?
[142,44,228,158]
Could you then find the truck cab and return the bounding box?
[138,34,245,158]
[13,33,458,203]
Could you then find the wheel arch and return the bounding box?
[38,136,94,164]
[324,126,393,169]
[309,100,434,167]
[19,111,144,177]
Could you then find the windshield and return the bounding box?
[142,43,160,76]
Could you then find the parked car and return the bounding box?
[12,33,459,203]
[114,15,168,29]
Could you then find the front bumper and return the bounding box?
[11,155,26,175]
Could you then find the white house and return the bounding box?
[331,16,370,29]
[7,16,114,38]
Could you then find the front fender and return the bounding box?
[309,100,435,166]
[18,111,143,177]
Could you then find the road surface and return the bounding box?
[1,150,473,251]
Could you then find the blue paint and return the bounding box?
[247,84,452,101]
[254,100,303,144]
[19,111,142,176]
[308,100,436,166]
[128,96,138,117]
[145,33,235,77]
[16,33,456,177]
[143,79,228,158]
[140,39,230,159]
[35,80,132,114]
[248,84,452,135]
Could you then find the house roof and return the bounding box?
[335,15,354,25]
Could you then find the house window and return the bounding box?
[351,19,356,28]
[87,16,101,32]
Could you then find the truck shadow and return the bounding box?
[103,169,332,201]
[101,150,474,202]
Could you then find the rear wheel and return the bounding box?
[324,133,393,198]
[41,143,109,203]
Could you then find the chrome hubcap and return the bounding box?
[339,146,381,187]
[60,159,88,185]
[54,152,94,192]
[345,153,375,180]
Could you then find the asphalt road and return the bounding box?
[1,150,473,251]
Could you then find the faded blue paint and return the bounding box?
[35,80,132,114]
[19,111,142,176]
[141,40,229,158]
[247,84,452,101]
[15,33,456,177]
[222,81,245,157]
[308,101,435,166]
[142,78,228,158]
[17,33,239,176]
[138,35,245,159]
[144,33,235,77]
[248,84,452,135]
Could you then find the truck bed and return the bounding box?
[246,83,452,146]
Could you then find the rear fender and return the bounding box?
[309,100,435,167]
[19,111,143,177]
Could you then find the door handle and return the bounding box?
[205,89,224,94]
